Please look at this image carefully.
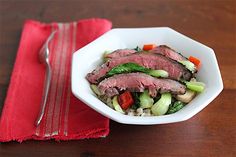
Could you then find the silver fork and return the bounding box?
[35,31,57,126]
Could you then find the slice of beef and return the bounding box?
[149,45,187,61]
[105,49,137,59]
[98,73,186,97]
[86,53,192,84]
[150,45,197,73]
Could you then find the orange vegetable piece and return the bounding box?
[142,44,156,51]
[189,56,201,68]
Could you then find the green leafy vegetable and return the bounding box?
[151,93,172,116]
[133,46,142,52]
[131,92,141,109]
[107,63,147,76]
[166,101,185,114]
[139,90,154,109]
[107,63,168,78]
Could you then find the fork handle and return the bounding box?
[35,62,51,126]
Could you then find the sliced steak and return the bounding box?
[105,49,137,59]
[86,53,192,84]
[150,45,187,61]
[98,73,186,97]
[150,45,197,73]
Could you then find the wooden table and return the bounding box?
[0,0,235,156]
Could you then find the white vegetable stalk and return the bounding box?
[151,93,172,116]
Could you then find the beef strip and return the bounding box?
[98,73,186,97]
[105,49,137,59]
[86,53,192,84]
[149,45,187,61]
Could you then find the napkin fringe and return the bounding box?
[0,127,109,143]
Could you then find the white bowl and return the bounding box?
[71,27,223,125]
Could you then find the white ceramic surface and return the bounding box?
[71,27,223,125]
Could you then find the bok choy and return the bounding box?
[107,63,168,78]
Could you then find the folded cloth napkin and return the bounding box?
[0,18,112,142]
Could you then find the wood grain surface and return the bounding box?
[0,0,235,157]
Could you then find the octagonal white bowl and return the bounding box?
[71,27,223,125]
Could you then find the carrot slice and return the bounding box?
[189,56,201,68]
[142,44,156,51]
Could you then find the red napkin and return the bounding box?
[0,19,112,142]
